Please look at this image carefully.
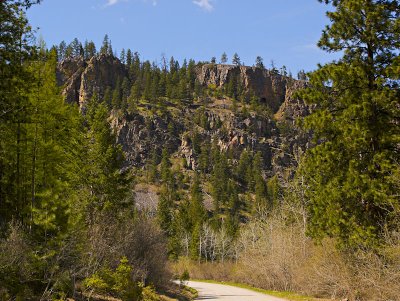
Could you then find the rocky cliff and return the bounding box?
[197,64,287,112]
[57,55,311,176]
[57,54,127,108]
[58,57,291,113]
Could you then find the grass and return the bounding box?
[191,279,332,301]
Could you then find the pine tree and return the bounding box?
[236,150,252,187]
[211,152,229,210]
[126,49,132,67]
[120,48,126,64]
[121,77,130,111]
[299,0,400,248]
[157,185,174,233]
[232,53,241,66]
[147,149,159,183]
[220,52,228,64]
[27,51,82,237]
[198,141,211,173]
[253,152,268,209]
[70,37,81,57]
[255,56,264,69]
[84,40,97,60]
[82,95,129,216]
[0,0,37,226]
[111,78,121,108]
[267,175,280,208]
[100,34,109,55]
[58,40,67,60]
[128,79,141,107]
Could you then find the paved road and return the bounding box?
[187,281,287,301]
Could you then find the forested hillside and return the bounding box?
[0,0,399,300]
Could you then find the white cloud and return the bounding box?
[105,0,120,6]
[193,0,214,12]
[104,0,156,7]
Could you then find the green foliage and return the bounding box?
[142,285,161,301]
[232,53,241,66]
[221,52,228,64]
[81,96,130,216]
[255,56,264,69]
[299,0,400,248]
[211,151,230,211]
[83,257,142,301]
[157,185,175,234]
[179,269,190,285]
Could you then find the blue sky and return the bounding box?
[27,0,340,74]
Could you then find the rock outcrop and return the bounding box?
[56,56,86,105]
[57,55,311,177]
[196,64,287,112]
[57,54,127,108]
[110,111,182,168]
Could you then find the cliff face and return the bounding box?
[56,56,86,105]
[57,54,127,108]
[58,58,290,113]
[57,55,311,176]
[197,64,287,112]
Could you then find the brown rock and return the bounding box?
[196,64,287,112]
[57,54,127,108]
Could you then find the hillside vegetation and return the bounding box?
[0,0,399,300]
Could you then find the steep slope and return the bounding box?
[56,55,310,177]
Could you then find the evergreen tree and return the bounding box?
[157,185,174,233]
[220,52,228,64]
[211,152,229,210]
[100,34,109,55]
[103,86,113,108]
[147,149,159,183]
[236,150,252,187]
[58,40,67,60]
[270,60,278,74]
[232,53,241,66]
[65,44,73,58]
[126,48,132,67]
[120,48,126,64]
[129,78,142,106]
[226,75,238,99]
[299,0,400,248]
[84,40,97,60]
[82,95,129,216]
[198,141,211,173]
[267,175,280,207]
[0,0,37,227]
[121,77,130,110]
[253,152,268,209]
[297,69,307,81]
[70,37,81,57]
[111,79,122,108]
[160,148,173,186]
[255,56,264,69]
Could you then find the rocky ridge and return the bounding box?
[57,55,311,176]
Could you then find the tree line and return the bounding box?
[0,1,169,300]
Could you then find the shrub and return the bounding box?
[83,257,142,301]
